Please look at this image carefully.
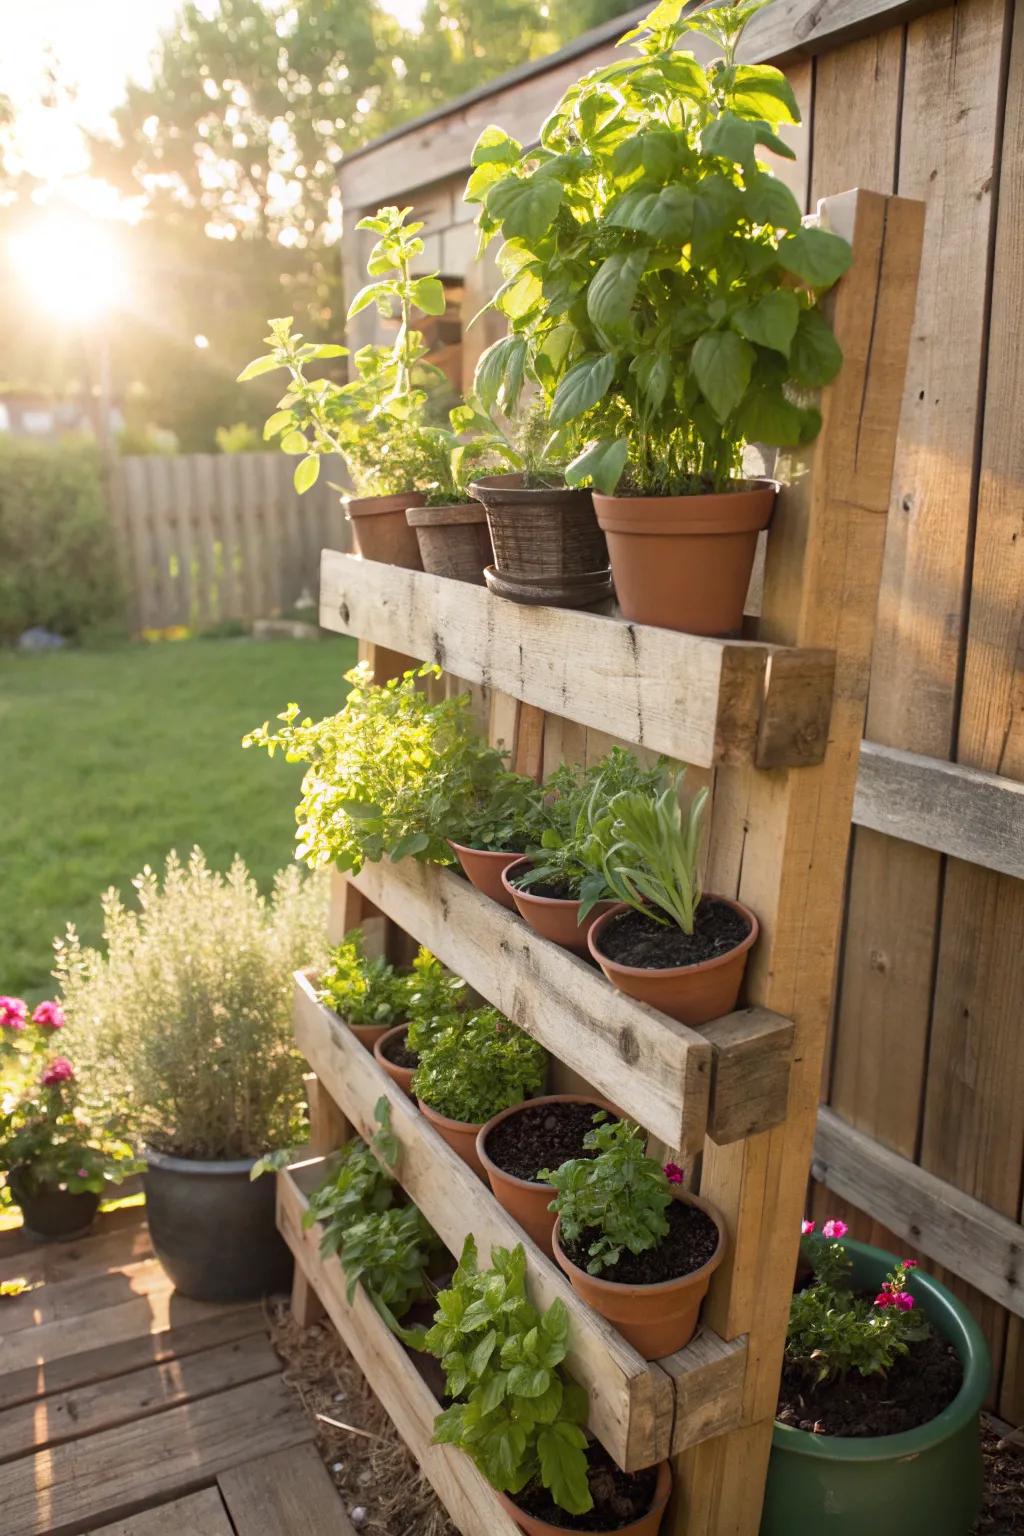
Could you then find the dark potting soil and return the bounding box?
[776,1327,963,1437]
[597,901,750,970]
[514,1441,658,1532]
[563,1198,719,1285]
[509,870,576,901]
[483,1101,617,1183]
[380,1028,419,1071]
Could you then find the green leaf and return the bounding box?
[294,455,320,494]
[753,122,797,160]
[739,385,821,446]
[507,1364,550,1398]
[347,281,393,318]
[732,289,799,355]
[789,305,844,386]
[608,184,693,242]
[486,174,563,243]
[389,830,430,860]
[262,409,294,440]
[471,125,522,167]
[536,1422,592,1516]
[550,354,617,428]
[474,335,527,412]
[497,269,543,321]
[565,438,628,495]
[465,161,509,204]
[236,354,283,382]
[280,429,309,455]
[745,172,803,231]
[691,331,755,423]
[302,343,347,360]
[703,112,757,166]
[410,276,446,316]
[777,227,852,288]
[692,176,742,258]
[586,249,648,343]
[728,64,800,127]
[634,349,673,412]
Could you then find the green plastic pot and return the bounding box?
[761,1237,989,1536]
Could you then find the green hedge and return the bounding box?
[0,438,123,645]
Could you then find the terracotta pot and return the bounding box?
[340,1016,394,1051]
[448,839,523,909]
[406,501,493,584]
[553,1190,725,1359]
[418,1098,487,1178]
[587,899,759,1027]
[500,858,616,956]
[374,1023,417,1095]
[498,1458,672,1536]
[346,491,425,569]
[593,480,776,636]
[477,1094,620,1255]
[470,475,612,609]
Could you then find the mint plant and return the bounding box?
[587,771,709,934]
[424,1237,592,1515]
[239,205,456,500]
[339,1202,441,1318]
[542,1115,673,1274]
[302,1098,400,1256]
[412,1007,547,1125]
[467,0,851,495]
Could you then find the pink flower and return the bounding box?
[40,1056,74,1086]
[32,1000,65,1030]
[77,1168,88,1178]
[663,1162,684,1185]
[904,1259,918,1269]
[801,1219,816,1236]
[894,1291,915,1312]
[874,1291,893,1309]
[0,996,27,1031]
[822,1219,848,1239]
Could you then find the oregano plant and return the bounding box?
[467,0,851,495]
[412,1007,547,1125]
[542,1115,674,1274]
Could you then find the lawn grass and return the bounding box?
[1,634,356,999]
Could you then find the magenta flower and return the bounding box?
[663,1162,684,1185]
[77,1168,88,1179]
[874,1291,893,1309]
[904,1259,918,1269]
[40,1056,74,1086]
[822,1219,848,1239]
[0,995,27,1031]
[32,1000,65,1030]
[894,1291,915,1312]
[801,1219,816,1236]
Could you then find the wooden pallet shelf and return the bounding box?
[348,857,794,1152]
[277,1158,522,1536]
[293,971,748,1471]
[319,551,836,770]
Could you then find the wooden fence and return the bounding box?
[112,453,350,632]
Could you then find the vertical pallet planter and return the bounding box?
[280,188,923,1536]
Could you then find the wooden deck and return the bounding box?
[0,1203,353,1535]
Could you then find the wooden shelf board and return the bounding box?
[319,551,835,770]
[277,1160,522,1536]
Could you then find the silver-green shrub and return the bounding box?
[53,849,327,1160]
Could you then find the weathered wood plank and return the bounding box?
[3,1375,311,1536]
[278,1162,521,1536]
[219,1443,353,1536]
[85,1488,234,1536]
[292,976,676,1471]
[661,1329,748,1454]
[0,1334,279,1464]
[319,551,835,769]
[813,1107,1024,1318]
[0,1201,146,1271]
[700,1009,794,1147]
[1,1258,172,1336]
[346,858,712,1155]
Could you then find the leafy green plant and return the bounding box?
[787,1234,930,1385]
[239,205,456,500]
[339,1202,441,1318]
[303,1138,397,1255]
[467,0,851,495]
[542,1115,673,1274]
[318,931,407,1029]
[448,395,572,493]
[244,662,527,872]
[412,1007,546,1125]
[446,765,547,853]
[424,1237,592,1515]
[587,770,709,934]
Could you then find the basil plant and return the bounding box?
[468,0,852,497]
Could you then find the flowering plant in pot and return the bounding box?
[469,0,851,635]
[54,850,327,1302]
[763,1222,988,1535]
[0,996,137,1240]
[412,1006,547,1178]
[374,948,467,1093]
[543,1116,723,1360]
[240,204,456,569]
[402,1236,671,1535]
[502,747,666,953]
[585,770,758,1024]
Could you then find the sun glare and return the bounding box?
[7,216,125,323]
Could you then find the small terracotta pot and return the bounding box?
[587,899,759,1026]
[373,1024,418,1095]
[406,501,493,584]
[477,1094,619,1255]
[593,480,776,636]
[345,1019,394,1050]
[448,839,523,909]
[418,1098,486,1179]
[498,1458,672,1536]
[470,475,612,610]
[346,491,425,569]
[500,858,616,955]
[553,1190,725,1360]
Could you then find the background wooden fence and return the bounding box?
[113,452,350,632]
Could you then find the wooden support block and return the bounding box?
[307,1073,350,1157]
[290,1269,326,1328]
[662,1330,748,1454]
[278,1162,522,1536]
[319,551,835,769]
[700,1009,795,1145]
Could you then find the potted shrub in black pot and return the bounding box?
[54,849,327,1302]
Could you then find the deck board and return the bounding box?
[218,1442,356,1534]
[85,1488,235,1536]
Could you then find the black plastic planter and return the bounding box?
[8,1167,100,1240]
[144,1147,293,1302]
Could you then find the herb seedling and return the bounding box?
[412,1007,547,1125]
[587,770,709,934]
[542,1115,673,1274]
